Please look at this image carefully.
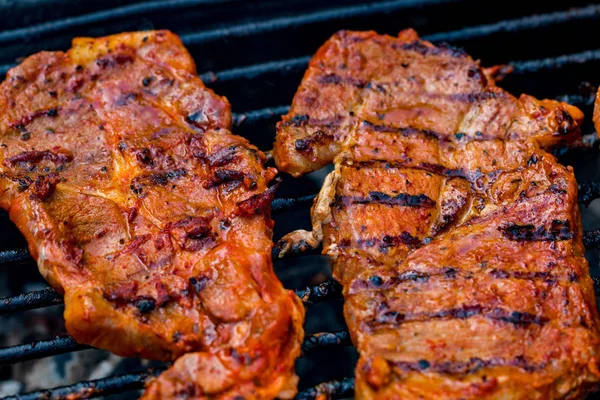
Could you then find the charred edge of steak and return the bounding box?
[392,40,467,58]
[373,303,548,328]
[499,220,573,242]
[389,355,544,375]
[203,169,246,189]
[236,177,281,216]
[5,149,73,167]
[294,130,334,153]
[338,191,436,208]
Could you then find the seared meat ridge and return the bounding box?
[275,29,600,399]
[0,30,304,399]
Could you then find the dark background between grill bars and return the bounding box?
[3,0,600,398]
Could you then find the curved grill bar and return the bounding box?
[181,0,458,45]
[0,336,89,366]
[3,368,165,400]
[296,377,355,400]
[0,330,352,370]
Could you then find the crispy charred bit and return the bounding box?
[0,30,304,400]
[275,28,598,399]
[499,220,573,242]
[237,177,281,216]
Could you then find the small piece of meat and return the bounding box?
[0,30,304,399]
[275,29,600,399]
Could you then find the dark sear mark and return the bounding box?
[390,355,543,375]
[203,169,245,189]
[362,120,440,140]
[130,169,187,196]
[354,231,422,253]
[371,303,548,329]
[294,130,333,152]
[351,267,575,293]
[338,191,435,208]
[5,149,73,167]
[188,275,210,293]
[393,40,467,58]
[207,145,241,167]
[499,220,573,242]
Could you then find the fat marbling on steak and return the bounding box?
[0,30,304,399]
[275,29,600,399]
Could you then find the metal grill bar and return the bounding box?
[0,336,89,366]
[200,56,310,83]
[579,182,600,206]
[584,228,600,248]
[181,0,458,45]
[425,4,600,42]
[0,279,343,314]
[0,0,235,45]
[0,287,63,314]
[301,330,352,356]
[511,49,600,74]
[0,329,352,369]
[232,105,291,126]
[0,248,29,266]
[3,368,165,400]
[271,194,317,213]
[296,377,355,400]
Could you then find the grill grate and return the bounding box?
[2,1,600,399]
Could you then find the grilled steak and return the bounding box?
[0,30,304,399]
[275,29,600,399]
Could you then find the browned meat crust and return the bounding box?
[0,30,304,399]
[275,29,600,399]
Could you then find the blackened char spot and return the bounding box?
[499,220,573,242]
[294,130,333,152]
[189,275,210,293]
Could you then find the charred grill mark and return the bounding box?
[237,177,281,216]
[391,355,543,375]
[8,107,61,130]
[336,191,435,208]
[354,232,422,253]
[317,73,368,88]
[203,169,245,189]
[188,275,210,294]
[207,145,241,167]
[371,303,548,329]
[392,40,467,58]
[130,169,187,196]
[281,114,346,130]
[362,120,440,140]
[351,267,574,293]
[5,149,73,167]
[294,130,333,152]
[499,220,573,242]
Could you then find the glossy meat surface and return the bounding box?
[0,30,304,399]
[275,30,600,399]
